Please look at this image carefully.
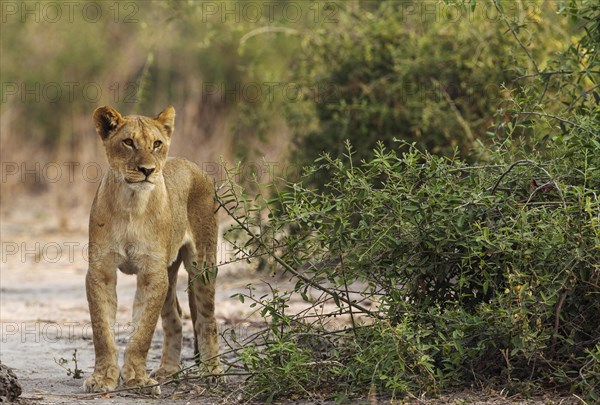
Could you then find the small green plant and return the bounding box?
[55,349,83,379]
[189,260,219,287]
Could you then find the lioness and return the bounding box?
[83,106,221,394]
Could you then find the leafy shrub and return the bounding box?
[219,128,599,399]
[217,3,599,398]
[287,1,573,182]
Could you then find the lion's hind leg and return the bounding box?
[182,244,221,375]
[151,253,184,381]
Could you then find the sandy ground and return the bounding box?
[0,198,584,405]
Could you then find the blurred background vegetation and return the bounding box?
[2,0,592,197]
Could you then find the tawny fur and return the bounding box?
[83,106,221,395]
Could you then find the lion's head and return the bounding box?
[93,106,175,190]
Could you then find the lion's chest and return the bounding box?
[91,178,186,273]
[106,215,168,274]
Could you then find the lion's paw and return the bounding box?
[83,373,118,393]
[124,376,161,396]
[150,366,180,382]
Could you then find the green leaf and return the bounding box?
[332,292,340,307]
[470,0,477,12]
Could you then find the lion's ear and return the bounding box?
[155,106,175,137]
[93,106,124,140]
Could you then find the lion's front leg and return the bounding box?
[121,267,168,395]
[83,264,119,393]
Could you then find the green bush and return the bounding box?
[220,100,599,396]
[287,1,574,181]
[217,3,599,398]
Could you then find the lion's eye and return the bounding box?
[123,139,134,147]
[153,140,162,149]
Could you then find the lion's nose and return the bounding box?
[138,166,155,177]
